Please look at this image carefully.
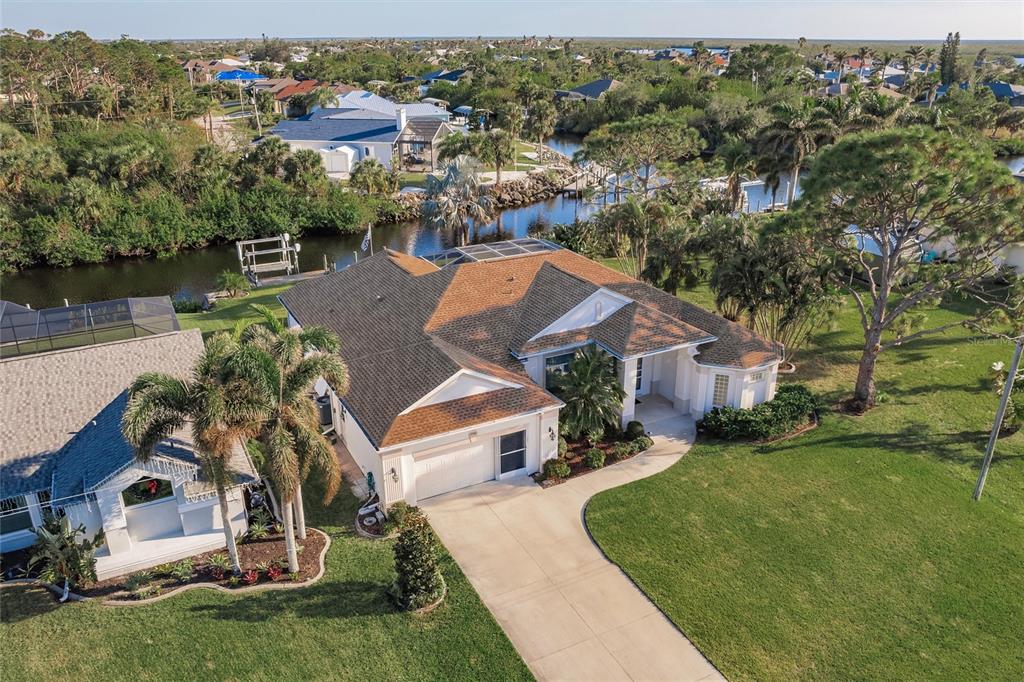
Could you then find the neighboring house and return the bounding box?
[932,81,1024,106]
[331,89,451,121]
[556,78,624,102]
[269,107,456,175]
[0,320,255,579]
[279,240,779,506]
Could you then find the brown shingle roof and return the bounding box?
[280,247,778,449]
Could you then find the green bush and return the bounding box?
[557,436,568,458]
[543,458,571,480]
[172,296,203,313]
[124,571,152,593]
[611,442,633,461]
[700,383,818,441]
[624,421,645,439]
[584,448,606,469]
[169,558,194,584]
[28,516,105,590]
[383,501,423,535]
[391,515,445,610]
[632,435,654,452]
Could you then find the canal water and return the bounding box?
[4,143,1020,309]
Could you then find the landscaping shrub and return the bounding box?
[584,448,606,469]
[124,571,152,594]
[169,559,194,584]
[625,421,646,439]
[632,435,654,452]
[384,501,423,535]
[700,383,818,441]
[205,553,231,580]
[543,458,571,480]
[171,296,202,313]
[247,507,272,540]
[242,570,259,585]
[611,442,633,461]
[557,436,568,458]
[391,514,445,610]
[28,516,105,591]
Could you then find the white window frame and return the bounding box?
[635,357,644,392]
[712,374,730,407]
[497,430,528,478]
[750,371,766,382]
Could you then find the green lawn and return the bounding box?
[0,479,531,681]
[176,285,290,336]
[586,288,1024,680]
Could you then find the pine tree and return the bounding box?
[939,31,960,86]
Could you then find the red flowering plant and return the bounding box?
[242,569,259,585]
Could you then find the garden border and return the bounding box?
[0,527,332,606]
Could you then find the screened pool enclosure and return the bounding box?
[0,297,179,358]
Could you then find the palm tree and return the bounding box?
[298,86,338,115]
[526,99,557,163]
[122,334,263,574]
[797,37,807,55]
[479,129,516,185]
[349,157,390,194]
[596,196,679,280]
[904,45,925,86]
[758,100,836,205]
[717,138,757,212]
[816,94,862,140]
[832,49,849,79]
[550,346,625,442]
[422,157,494,245]
[231,306,348,572]
[283,148,327,193]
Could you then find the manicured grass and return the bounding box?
[586,289,1024,681]
[0,480,531,681]
[399,172,430,189]
[176,285,290,336]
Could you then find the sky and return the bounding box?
[2,0,1023,42]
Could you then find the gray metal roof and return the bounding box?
[271,117,402,144]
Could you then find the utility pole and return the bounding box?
[973,330,1023,500]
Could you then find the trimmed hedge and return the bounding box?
[543,458,571,480]
[624,421,646,439]
[584,448,606,469]
[700,384,818,441]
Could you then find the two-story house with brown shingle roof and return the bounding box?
[279,240,780,505]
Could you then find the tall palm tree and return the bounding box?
[422,157,494,245]
[550,346,625,442]
[122,334,263,574]
[231,306,348,572]
[718,138,757,212]
[832,49,849,79]
[526,98,557,162]
[758,100,836,205]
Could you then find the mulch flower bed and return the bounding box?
[79,530,326,601]
[533,436,650,488]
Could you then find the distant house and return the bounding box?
[556,78,624,102]
[330,90,451,121]
[933,81,1024,106]
[270,106,456,176]
[0,304,255,579]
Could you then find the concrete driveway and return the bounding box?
[420,412,724,681]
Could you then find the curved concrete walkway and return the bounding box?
[420,412,724,681]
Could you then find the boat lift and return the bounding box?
[235,234,301,287]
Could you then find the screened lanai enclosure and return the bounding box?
[0,297,179,358]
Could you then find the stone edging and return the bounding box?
[0,527,332,606]
[410,577,447,615]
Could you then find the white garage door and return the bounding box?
[414,440,495,500]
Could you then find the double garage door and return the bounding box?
[413,431,529,501]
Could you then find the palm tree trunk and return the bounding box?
[217,481,241,573]
[786,165,799,205]
[294,483,307,540]
[282,499,300,573]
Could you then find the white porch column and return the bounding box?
[619,357,638,429]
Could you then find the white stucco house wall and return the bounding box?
[0,324,255,579]
[280,240,780,507]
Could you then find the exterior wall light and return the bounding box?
[548,426,556,441]
[390,467,399,483]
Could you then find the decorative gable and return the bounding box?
[399,370,522,414]
[526,288,632,343]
